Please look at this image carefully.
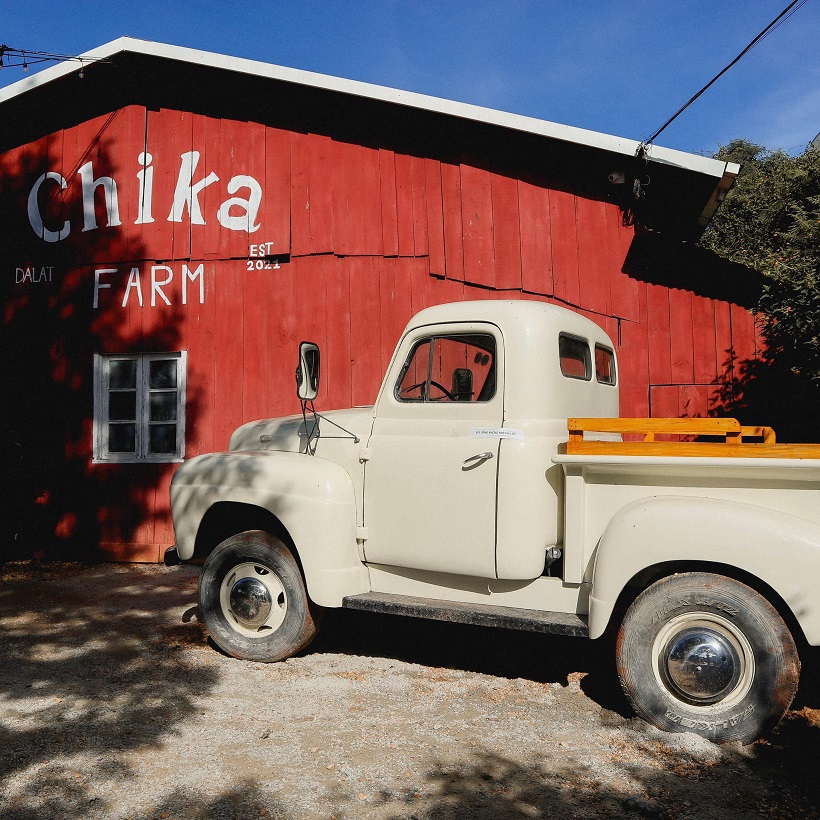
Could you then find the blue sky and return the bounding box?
[1,1,817,156]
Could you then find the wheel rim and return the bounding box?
[652,613,755,709]
[218,562,288,638]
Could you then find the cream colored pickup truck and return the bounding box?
[168,300,820,744]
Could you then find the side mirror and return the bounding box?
[296,341,320,402]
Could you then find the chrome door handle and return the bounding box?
[463,451,494,466]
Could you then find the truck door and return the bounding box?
[363,325,503,578]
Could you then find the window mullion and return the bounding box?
[138,356,148,459]
[101,356,111,459]
[424,340,435,402]
[176,353,186,458]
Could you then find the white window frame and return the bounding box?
[93,351,187,463]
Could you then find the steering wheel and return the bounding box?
[399,380,455,401]
[428,380,455,400]
[399,381,424,397]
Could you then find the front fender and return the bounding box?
[170,451,369,607]
[588,495,820,643]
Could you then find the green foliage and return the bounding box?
[700,139,820,382]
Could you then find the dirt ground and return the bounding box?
[1,562,819,820]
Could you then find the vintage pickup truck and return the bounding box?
[167,300,820,744]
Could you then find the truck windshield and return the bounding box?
[396,334,496,402]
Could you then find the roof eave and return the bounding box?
[0,37,736,228]
[0,37,732,175]
[696,161,741,228]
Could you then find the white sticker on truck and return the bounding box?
[469,427,524,439]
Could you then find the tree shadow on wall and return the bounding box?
[622,230,820,442]
[711,350,820,443]
[0,128,198,562]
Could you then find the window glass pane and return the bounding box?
[432,335,495,402]
[396,341,431,401]
[397,336,496,403]
[109,423,136,453]
[559,335,591,380]
[149,423,177,454]
[109,359,137,389]
[109,391,136,421]
[150,359,177,389]
[595,345,616,385]
[150,392,178,421]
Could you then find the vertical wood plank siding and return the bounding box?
[0,104,759,559]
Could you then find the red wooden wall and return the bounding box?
[0,105,758,561]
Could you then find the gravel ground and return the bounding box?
[1,561,820,820]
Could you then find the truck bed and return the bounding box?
[554,418,820,590]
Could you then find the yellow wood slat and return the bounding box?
[568,417,747,445]
[564,417,802,457]
[568,417,740,437]
[567,417,778,445]
[741,425,777,443]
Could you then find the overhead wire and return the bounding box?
[0,44,110,72]
[638,0,810,154]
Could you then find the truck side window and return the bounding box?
[595,344,617,385]
[396,334,496,402]
[559,334,591,380]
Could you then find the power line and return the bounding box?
[639,0,811,154]
[0,44,110,74]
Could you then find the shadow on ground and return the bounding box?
[312,608,820,817]
[0,563,219,818]
[2,565,819,819]
[312,608,629,714]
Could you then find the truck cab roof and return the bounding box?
[398,300,619,422]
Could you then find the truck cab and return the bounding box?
[360,300,618,581]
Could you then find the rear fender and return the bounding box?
[170,451,369,607]
[588,495,820,643]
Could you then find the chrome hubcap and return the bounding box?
[218,562,288,638]
[229,577,273,628]
[662,627,741,704]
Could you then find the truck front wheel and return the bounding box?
[198,530,320,662]
[615,572,799,744]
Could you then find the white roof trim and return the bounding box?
[0,36,735,185]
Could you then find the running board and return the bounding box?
[342,592,588,638]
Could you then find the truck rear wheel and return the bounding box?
[616,572,799,744]
[198,530,320,662]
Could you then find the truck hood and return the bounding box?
[229,407,374,454]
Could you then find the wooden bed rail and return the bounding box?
[561,418,820,459]
[567,418,777,444]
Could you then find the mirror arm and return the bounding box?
[300,399,360,456]
[300,399,320,455]
[312,412,360,443]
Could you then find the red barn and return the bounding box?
[0,38,755,562]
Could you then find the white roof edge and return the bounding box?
[0,36,732,181]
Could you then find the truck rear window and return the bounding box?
[595,344,617,385]
[559,334,591,380]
